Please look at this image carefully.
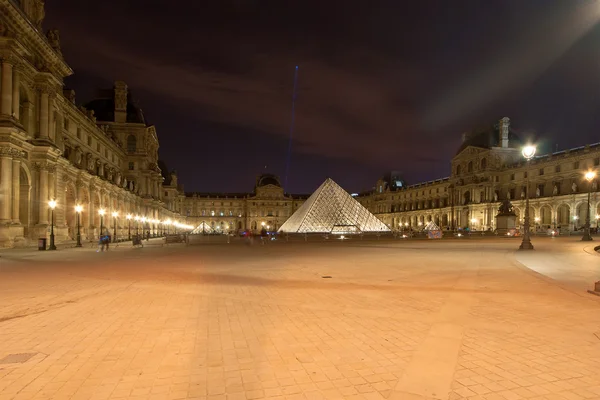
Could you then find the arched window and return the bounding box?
[480,158,487,169]
[468,161,473,173]
[456,165,461,175]
[127,135,137,154]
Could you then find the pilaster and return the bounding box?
[1,60,14,117]
[12,158,20,223]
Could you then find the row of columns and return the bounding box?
[0,60,19,120]
[1,59,55,141]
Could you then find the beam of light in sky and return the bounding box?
[423,0,600,130]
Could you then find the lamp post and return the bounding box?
[126,214,132,240]
[519,145,536,250]
[75,204,83,247]
[48,199,57,250]
[582,171,596,241]
[112,211,118,242]
[99,208,106,238]
[141,217,147,239]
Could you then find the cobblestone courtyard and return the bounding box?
[1,237,600,400]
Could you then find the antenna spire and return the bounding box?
[284,65,299,192]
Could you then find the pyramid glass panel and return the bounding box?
[191,222,214,234]
[278,178,390,234]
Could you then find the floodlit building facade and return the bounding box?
[0,0,184,247]
[358,117,600,233]
[183,174,307,233]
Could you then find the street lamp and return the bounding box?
[99,208,106,238]
[48,199,57,250]
[126,214,132,240]
[582,171,596,241]
[75,204,83,247]
[112,211,118,242]
[519,145,536,250]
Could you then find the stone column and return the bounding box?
[39,90,49,139]
[12,158,20,223]
[0,154,12,221]
[1,61,13,116]
[48,96,55,140]
[12,68,20,120]
[38,167,49,224]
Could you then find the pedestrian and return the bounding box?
[260,227,267,245]
[97,231,109,252]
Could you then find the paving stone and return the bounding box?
[0,239,599,400]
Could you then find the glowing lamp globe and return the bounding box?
[521,145,536,160]
[585,171,596,182]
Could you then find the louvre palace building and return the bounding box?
[359,117,600,233]
[0,0,185,248]
[1,1,600,249]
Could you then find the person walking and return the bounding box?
[260,227,268,245]
[97,230,109,252]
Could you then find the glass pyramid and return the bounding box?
[191,222,214,234]
[278,178,390,234]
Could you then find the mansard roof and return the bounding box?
[84,91,146,124]
[456,125,521,155]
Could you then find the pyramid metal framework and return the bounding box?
[423,221,441,231]
[278,178,390,234]
[191,222,214,234]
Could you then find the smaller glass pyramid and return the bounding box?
[278,178,390,234]
[191,222,214,234]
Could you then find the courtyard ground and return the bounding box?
[0,236,599,400]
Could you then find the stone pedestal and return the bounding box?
[496,214,516,235]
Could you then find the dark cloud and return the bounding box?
[45,0,600,193]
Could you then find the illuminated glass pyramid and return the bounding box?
[191,222,214,234]
[278,178,390,234]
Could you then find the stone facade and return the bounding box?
[358,117,600,234]
[183,174,307,233]
[0,0,183,247]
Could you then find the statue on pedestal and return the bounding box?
[496,199,516,235]
[497,199,515,216]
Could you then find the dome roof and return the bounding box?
[256,174,281,187]
[84,92,146,124]
[456,125,521,155]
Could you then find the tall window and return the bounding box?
[127,135,137,154]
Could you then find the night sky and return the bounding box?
[45,0,600,194]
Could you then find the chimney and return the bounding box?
[114,81,128,123]
[499,117,510,148]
